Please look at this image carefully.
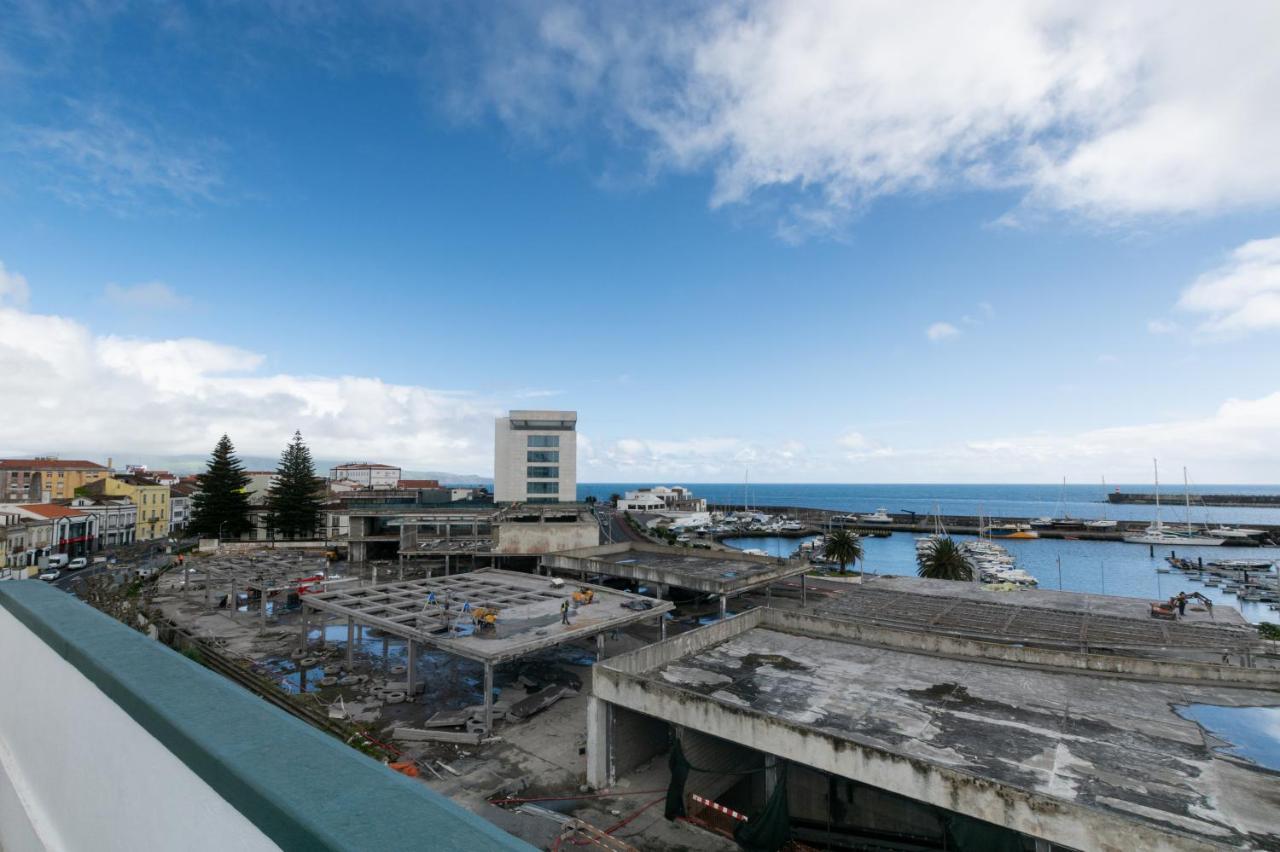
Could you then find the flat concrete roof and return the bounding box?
[817,575,1256,652]
[542,542,808,595]
[302,568,671,665]
[596,608,1280,851]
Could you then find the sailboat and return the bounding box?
[1084,476,1118,530]
[1122,461,1225,546]
[1031,477,1086,530]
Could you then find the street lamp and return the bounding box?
[218,520,228,547]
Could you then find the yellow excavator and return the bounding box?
[572,587,595,605]
[471,606,500,628]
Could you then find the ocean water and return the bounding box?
[578,482,1280,526]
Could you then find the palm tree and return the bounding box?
[822,529,863,573]
[917,537,973,581]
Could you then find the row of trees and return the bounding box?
[189,431,324,540]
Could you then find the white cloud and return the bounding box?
[926,321,959,342]
[103,281,190,311]
[1097,353,1118,364]
[1147,319,1178,335]
[0,280,496,471]
[13,104,222,211]
[587,436,810,479]
[0,261,29,307]
[453,1,1280,236]
[1177,235,1280,335]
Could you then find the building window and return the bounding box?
[527,466,559,479]
[527,435,560,448]
[527,482,559,495]
[527,451,559,463]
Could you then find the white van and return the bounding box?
[68,557,88,570]
[46,554,69,569]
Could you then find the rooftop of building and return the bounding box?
[397,479,442,488]
[331,462,400,470]
[0,458,106,470]
[598,607,1280,850]
[816,575,1255,652]
[10,503,89,519]
[543,541,808,594]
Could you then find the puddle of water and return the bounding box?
[1176,704,1280,771]
[698,612,737,626]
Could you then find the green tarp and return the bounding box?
[734,767,791,852]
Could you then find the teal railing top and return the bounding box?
[0,581,533,851]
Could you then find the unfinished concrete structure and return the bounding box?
[590,607,1280,850]
[542,541,811,617]
[816,575,1261,661]
[302,569,672,733]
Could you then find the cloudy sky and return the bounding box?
[2,1,1280,483]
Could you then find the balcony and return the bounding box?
[0,581,532,852]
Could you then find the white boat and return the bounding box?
[1122,461,1225,546]
[859,508,893,525]
[1207,526,1266,540]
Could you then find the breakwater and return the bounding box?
[1108,492,1280,507]
[707,504,1280,545]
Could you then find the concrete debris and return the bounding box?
[392,727,484,745]
[507,684,577,721]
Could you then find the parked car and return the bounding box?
[68,557,88,570]
[38,569,61,581]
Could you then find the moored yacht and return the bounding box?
[859,508,893,524]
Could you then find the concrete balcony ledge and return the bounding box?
[0,581,532,852]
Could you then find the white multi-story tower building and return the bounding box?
[494,410,577,503]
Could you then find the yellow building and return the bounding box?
[1,458,108,502]
[81,475,170,541]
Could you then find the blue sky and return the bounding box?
[3,2,1280,482]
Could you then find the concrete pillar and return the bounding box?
[719,595,728,619]
[445,555,451,576]
[596,632,606,662]
[660,615,668,641]
[764,755,783,799]
[406,639,417,696]
[585,696,611,789]
[801,573,807,607]
[345,616,354,668]
[228,579,236,617]
[260,587,268,632]
[483,662,494,735]
[766,583,772,607]
[398,555,404,581]
[299,607,309,653]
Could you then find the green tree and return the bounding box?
[822,529,863,573]
[917,537,973,581]
[190,434,253,539]
[264,431,323,539]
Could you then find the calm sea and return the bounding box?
[579,483,1280,625]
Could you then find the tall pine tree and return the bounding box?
[190,434,253,538]
[264,431,323,539]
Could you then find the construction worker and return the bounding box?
[560,599,571,625]
[1177,592,1187,617]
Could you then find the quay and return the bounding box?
[1109,491,1280,506]
[708,503,1280,544]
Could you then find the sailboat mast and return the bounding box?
[1153,459,1162,530]
[1183,467,1191,531]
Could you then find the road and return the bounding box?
[595,508,647,544]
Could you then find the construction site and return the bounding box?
[141,540,1280,851]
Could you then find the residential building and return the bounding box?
[617,485,706,513]
[397,478,441,489]
[64,497,137,548]
[169,485,194,534]
[0,504,99,559]
[493,410,577,504]
[81,475,170,540]
[328,462,401,490]
[125,466,179,486]
[0,458,108,502]
[2,511,46,571]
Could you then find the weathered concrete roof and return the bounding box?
[595,608,1280,850]
[303,568,671,664]
[817,575,1256,653]
[542,541,808,595]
